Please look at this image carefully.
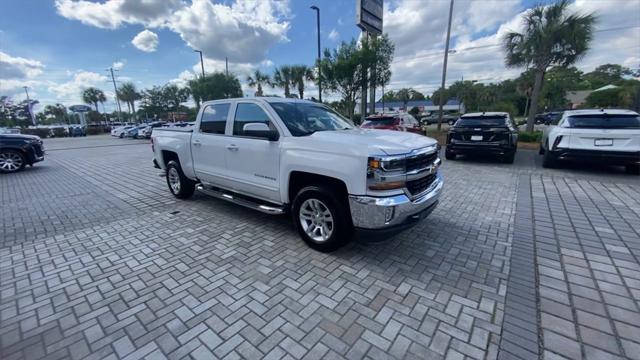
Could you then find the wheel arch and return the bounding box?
[287,171,349,205]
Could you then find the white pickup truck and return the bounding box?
[151,98,443,251]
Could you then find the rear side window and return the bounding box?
[200,103,230,134]
[455,116,506,127]
[233,103,275,136]
[567,115,640,129]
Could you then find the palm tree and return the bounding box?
[290,65,315,100]
[82,87,106,112]
[246,70,271,97]
[503,0,595,131]
[117,82,142,120]
[273,66,294,98]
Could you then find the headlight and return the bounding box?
[368,156,405,173]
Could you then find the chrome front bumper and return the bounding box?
[348,173,443,231]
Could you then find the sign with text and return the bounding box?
[356,0,383,35]
[69,104,92,113]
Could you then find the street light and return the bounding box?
[310,5,322,102]
[194,50,205,78]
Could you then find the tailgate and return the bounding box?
[568,128,640,152]
[450,128,510,142]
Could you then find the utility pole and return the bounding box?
[310,5,322,102]
[225,57,229,76]
[437,0,454,131]
[369,35,377,114]
[194,50,205,78]
[360,32,369,120]
[108,67,123,122]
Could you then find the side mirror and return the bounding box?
[242,123,279,141]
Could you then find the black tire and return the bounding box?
[0,149,26,173]
[165,160,195,199]
[447,120,455,126]
[503,152,515,164]
[542,149,557,168]
[119,133,124,138]
[538,144,545,155]
[292,185,352,252]
[626,164,640,175]
[445,149,456,160]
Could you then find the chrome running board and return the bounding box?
[196,185,285,215]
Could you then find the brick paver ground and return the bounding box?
[1,135,638,359]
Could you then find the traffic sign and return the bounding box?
[69,104,92,113]
[356,0,383,35]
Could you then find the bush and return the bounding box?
[52,128,66,138]
[21,128,51,138]
[351,114,362,125]
[519,131,542,143]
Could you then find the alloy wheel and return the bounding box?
[299,198,334,242]
[168,167,181,193]
[0,152,24,172]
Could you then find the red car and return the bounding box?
[360,113,424,135]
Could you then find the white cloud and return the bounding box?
[48,71,108,103]
[131,29,159,52]
[112,60,126,70]
[0,51,45,79]
[56,0,290,63]
[328,28,339,41]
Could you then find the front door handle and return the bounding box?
[226,144,238,151]
[193,140,202,146]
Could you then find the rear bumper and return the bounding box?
[552,148,640,165]
[447,142,515,155]
[348,174,443,235]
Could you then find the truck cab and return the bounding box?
[151,98,443,251]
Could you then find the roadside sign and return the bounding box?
[69,104,92,113]
[356,0,383,35]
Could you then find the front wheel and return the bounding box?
[626,164,640,175]
[542,150,557,168]
[119,133,124,138]
[166,160,195,199]
[503,152,515,164]
[292,185,352,252]
[445,149,456,160]
[0,149,26,173]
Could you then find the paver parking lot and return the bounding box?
[1,135,639,359]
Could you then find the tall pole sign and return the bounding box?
[356,0,383,118]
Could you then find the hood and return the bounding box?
[0,133,41,141]
[307,128,437,155]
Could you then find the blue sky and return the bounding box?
[1,0,638,112]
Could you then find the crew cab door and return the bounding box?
[191,102,235,189]
[225,102,281,203]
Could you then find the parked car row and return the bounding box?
[111,122,164,139]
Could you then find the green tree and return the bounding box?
[318,39,365,118]
[503,0,595,131]
[246,70,271,97]
[583,64,635,89]
[43,104,68,124]
[290,65,315,100]
[188,72,243,106]
[140,86,166,117]
[585,88,624,108]
[361,34,395,97]
[162,84,190,112]
[116,82,142,120]
[82,87,107,112]
[273,65,294,98]
[541,66,585,110]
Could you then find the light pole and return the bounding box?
[310,5,322,102]
[437,0,454,131]
[194,50,205,78]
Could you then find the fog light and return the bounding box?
[384,206,395,223]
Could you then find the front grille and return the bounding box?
[406,173,436,195]
[32,144,44,156]
[406,151,438,172]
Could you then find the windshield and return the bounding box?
[362,116,396,126]
[567,115,640,129]
[270,102,354,136]
[455,116,506,127]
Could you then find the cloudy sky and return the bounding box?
[1,0,638,112]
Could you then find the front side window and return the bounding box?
[270,102,354,136]
[200,103,230,134]
[233,103,276,136]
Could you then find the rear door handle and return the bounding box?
[193,140,202,146]
[226,144,238,151]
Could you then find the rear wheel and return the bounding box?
[538,144,545,155]
[166,160,195,199]
[542,149,557,168]
[503,152,515,164]
[292,185,352,252]
[119,133,124,138]
[445,149,456,160]
[626,164,640,175]
[0,149,26,173]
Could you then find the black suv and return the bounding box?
[445,112,519,163]
[0,133,45,173]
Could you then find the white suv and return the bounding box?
[540,109,640,174]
